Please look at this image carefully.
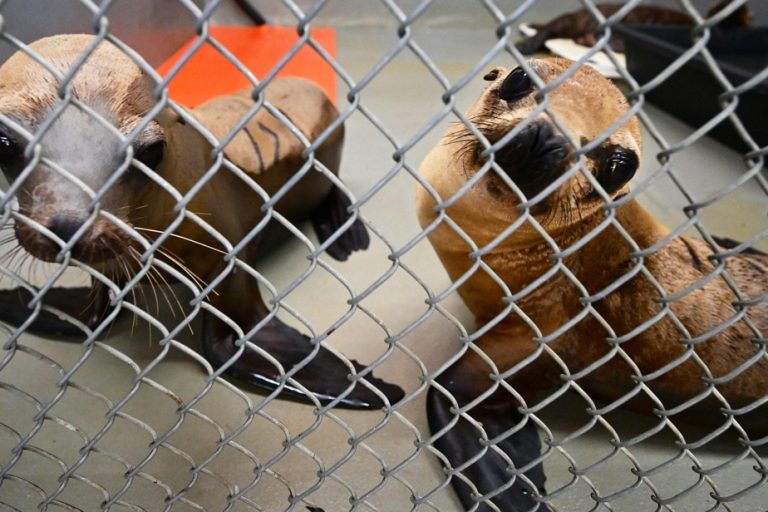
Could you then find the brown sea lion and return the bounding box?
[516,0,753,54]
[416,59,767,510]
[0,34,404,408]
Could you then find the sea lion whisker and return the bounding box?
[131,249,162,318]
[133,227,228,256]
[127,227,219,292]
[446,137,483,151]
[108,204,137,214]
[3,245,28,275]
[443,131,473,143]
[147,242,214,293]
[128,214,149,224]
[10,249,25,274]
[0,234,19,246]
[25,253,36,284]
[152,245,212,294]
[443,131,473,141]
[78,282,102,319]
[134,254,167,343]
[120,252,149,317]
[442,133,479,147]
[147,269,170,319]
[111,252,139,336]
[147,261,196,336]
[0,242,21,265]
[15,252,32,281]
[101,266,122,340]
[131,244,203,336]
[130,245,187,323]
[120,254,152,344]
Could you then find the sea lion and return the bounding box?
[416,59,767,510]
[0,34,404,409]
[516,0,753,54]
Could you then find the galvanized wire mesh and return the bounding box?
[0,0,766,511]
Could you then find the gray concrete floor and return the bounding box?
[1,2,767,512]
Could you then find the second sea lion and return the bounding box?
[516,0,753,54]
[0,34,404,409]
[417,59,767,510]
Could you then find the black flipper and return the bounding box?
[0,282,113,337]
[428,386,547,511]
[713,236,767,256]
[516,32,549,55]
[311,187,370,262]
[202,311,404,409]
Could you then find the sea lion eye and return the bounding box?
[595,147,638,194]
[0,130,21,167]
[0,129,24,180]
[498,67,534,102]
[135,140,165,171]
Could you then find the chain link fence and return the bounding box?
[0,0,766,511]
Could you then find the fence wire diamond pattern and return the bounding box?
[0,0,766,511]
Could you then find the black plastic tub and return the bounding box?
[615,24,768,153]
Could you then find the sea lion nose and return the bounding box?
[496,122,570,168]
[493,121,572,199]
[48,215,84,242]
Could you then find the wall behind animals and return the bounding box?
[211,0,767,27]
[0,0,204,64]
[1,0,762,57]
[3,0,760,62]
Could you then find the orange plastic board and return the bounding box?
[156,25,336,108]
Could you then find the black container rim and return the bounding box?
[614,24,768,93]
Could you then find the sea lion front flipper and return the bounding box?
[202,311,404,409]
[311,187,370,262]
[0,281,113,337]
[427,386,546,511]
[713,236,767,256]
[515,31,549,55]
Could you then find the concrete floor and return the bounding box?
[1,2,767,512]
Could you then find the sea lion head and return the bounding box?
[448,58,642,236]
[0,34,166,266]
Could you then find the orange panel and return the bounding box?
[156,25,336,108]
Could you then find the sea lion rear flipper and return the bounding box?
[311,187,370,262]
[427,386,547,511]
[0,282,113,337]
[202,312,404,409]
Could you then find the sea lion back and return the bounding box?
[191,77,343,178]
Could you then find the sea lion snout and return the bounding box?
[455,59,643,211]
[15,209,130,264]
[492,120,573,199]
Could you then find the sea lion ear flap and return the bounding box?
[483,67,507,81]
